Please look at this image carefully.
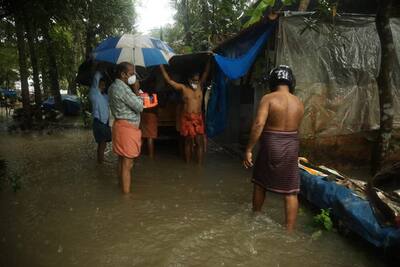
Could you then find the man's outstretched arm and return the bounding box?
[160,65,185,91]
[243,97,269,168]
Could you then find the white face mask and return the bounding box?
[127,74,137,85]
[191,83,198,89]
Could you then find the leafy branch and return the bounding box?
[313,208,333,231]
[243,0,297,28]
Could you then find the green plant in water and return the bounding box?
[313,208,333,231]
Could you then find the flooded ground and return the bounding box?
[0,128,386,267]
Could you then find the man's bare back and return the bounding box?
[244,65,304,232]
[262,90,304,132]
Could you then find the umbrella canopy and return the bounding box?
[92,34,175,67]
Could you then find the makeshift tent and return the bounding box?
[276,14,400,137]
[210,13,400,138]
[207,22,276,137]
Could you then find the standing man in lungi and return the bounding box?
[159,58,210,164]
[243,65,304,232]
[89,71,112,164]
[108,62,143,194]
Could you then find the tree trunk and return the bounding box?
[68,28,83,95]
[40,58,50,98]
[14,13,31,127]
[67,76,77,95]
[84,2,95,60]
[85,29,95,60]
[372,0,395,174]
[25,20,42,110]
[42,23,62,111]
[183,0,191,46]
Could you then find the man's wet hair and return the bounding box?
[116,62,133,78]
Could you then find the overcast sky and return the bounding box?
[135,0,176,34]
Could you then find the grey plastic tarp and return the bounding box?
[276,14,400,137]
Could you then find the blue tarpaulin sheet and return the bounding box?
[300,170,400,248]
[206,23,275,137]
[214,26,275,80]
[206,66,227,137]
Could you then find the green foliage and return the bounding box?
[281,0,296,5]
[244,0,275,28]
[300,0,338,35]
[313,208,333,231]
[168,0,251,52]
[243,0,297,28]
[0,19,19,88]
[0,0,137,98]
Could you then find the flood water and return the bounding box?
[0,128,386,267]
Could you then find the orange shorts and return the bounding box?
[180,113,205,137]
[112,120,142,158]
[140,112,158,138]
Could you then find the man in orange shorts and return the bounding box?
[108,62,143,194]
[140,108,158,159]
[160,57,211,164]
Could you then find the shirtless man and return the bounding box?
[160,59,210,164]
[243,65,304,232]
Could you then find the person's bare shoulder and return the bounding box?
[293,94,305,114]
[260,93,273,105]
[263,91,284,105]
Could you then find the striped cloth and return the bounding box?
[252,130,300,194]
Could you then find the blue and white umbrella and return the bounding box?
[92,34,175,67]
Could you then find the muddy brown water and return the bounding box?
[0,128,385,267]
